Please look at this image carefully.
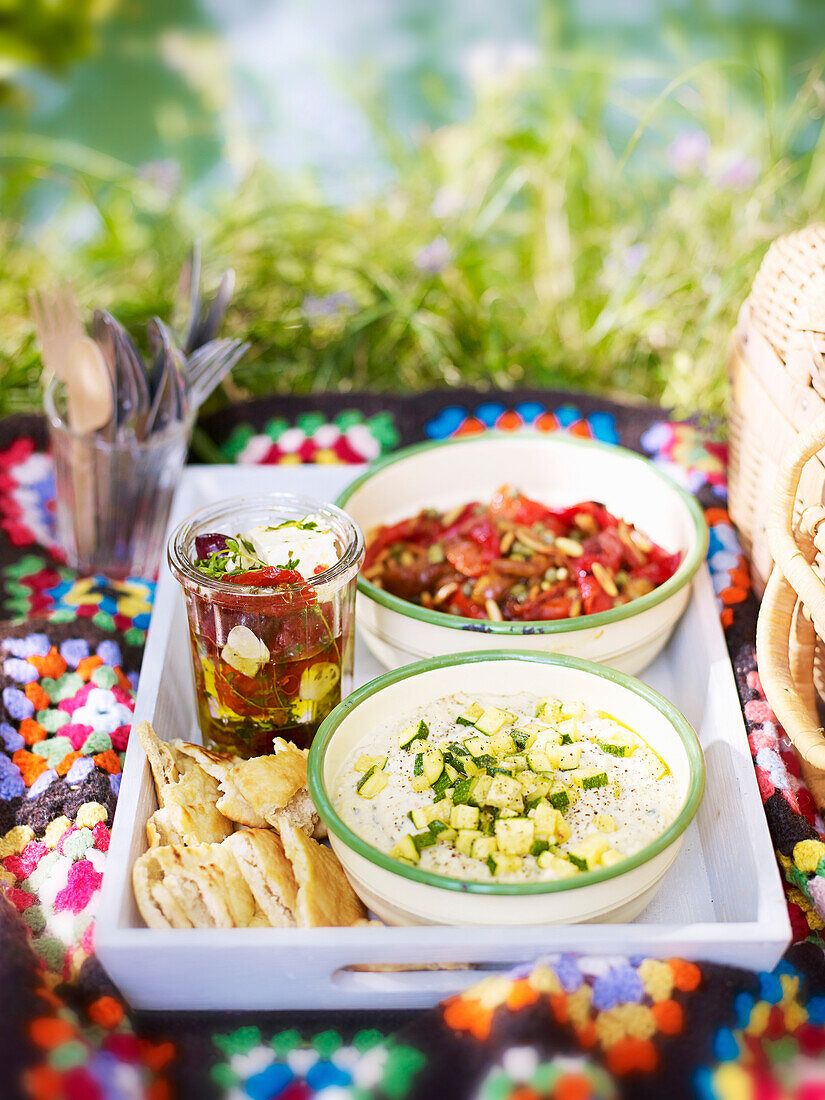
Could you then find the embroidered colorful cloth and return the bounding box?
[0,393,822,1100]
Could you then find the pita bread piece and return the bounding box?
[225,741,321,837]
[173,741,268,828]
[279,820,365,927]
[133,843,260,929]
[138,725,234,846]
[137,721,187,795]
[222,829,298,927]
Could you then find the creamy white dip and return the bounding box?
[334,691,682,883]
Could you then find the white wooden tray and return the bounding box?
[96,465,791,1011]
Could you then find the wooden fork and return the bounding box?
[30,285,113,434]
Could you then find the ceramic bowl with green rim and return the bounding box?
[309,650,704,926]
[336,433,707,674]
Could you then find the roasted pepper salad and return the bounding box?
[335,692,681,884]
[362,488,681,622]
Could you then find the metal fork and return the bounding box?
[187,338,248,407]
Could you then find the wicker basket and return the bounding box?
[728,224,825,593]
[730,224,825,806]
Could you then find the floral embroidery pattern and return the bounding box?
[697,960,825,1099]
[443,955,701,1077]
[1,558,153,646]
[221,411,400,466]
[640,422,727,498]
[425,402,619,445]
[0,436,60,554]
[210,1026,424,1098]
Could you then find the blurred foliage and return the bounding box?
[2,48,825,423]
[0,0,118,107]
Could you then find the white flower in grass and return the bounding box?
[667,129,710,176]
[415,236,451,274]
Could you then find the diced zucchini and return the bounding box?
[530,838,550,858]
[454,829,482,856]
[547,785,572,811]
[560,701,585,719]
[444,763,460,784]
[511,728,529,750]
[416,720,430,739]
[574,767,609,790]
[475,754,498,769]
[600,847,625,867]
[443,750,467,776]
[447,741,470,756]
[398,723,419,749]
[569,834,611,869]
[450,804,480,830]
[522,721,555,749]
[413,753,424,776]
[411,831,438,852]
[498,807,518,819]
[557,718,581,741]
[485,774,524,811]
[487,852,523,876]
[527,749,554,773]
[505,754,528,772]
[489,730,517,756]
[478,810,496,835]
[463,736,488,757]
[427,818,450,834]
[532,802,570,843]
[389,834,419,862]
[355,754,387,773]
[452,777,474,805]
[410,807,431,829]
[595,732,637,757]
[593,813,617,832]
[432,773,452,799]
[557,745,583,771]
[537,851,579,877]
[462,757,482,777]
[407,738,430,754]
[422,748,444,786]
[456,701,484,726]
[536,698,562,721]
[356,766,388,798]
[494,817,534,855]
[568,853,589,871]
[431,797,454,821]
[411,773,431,792]
[467,774,493,807]
[471,836,498,860]
[474,707,509,736]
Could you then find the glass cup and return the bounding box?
[45,377,193,580]
[168,494,364,757]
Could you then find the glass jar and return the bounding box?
[168,494,364,756]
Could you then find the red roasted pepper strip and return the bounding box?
[225,567,304,586]
[576,571,613,615]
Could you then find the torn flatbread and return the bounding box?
[133,843,261,929]
[222,829,298,927]
[172,741,268,828]
[138,723,233,846]
[278,820,365,927]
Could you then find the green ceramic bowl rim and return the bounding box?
[308,650,705,896]
[335,433,708,635]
